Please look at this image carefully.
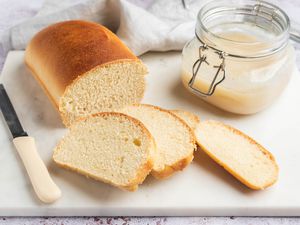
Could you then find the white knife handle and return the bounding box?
[13,136,61,203]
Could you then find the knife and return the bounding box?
[0,84,61,203]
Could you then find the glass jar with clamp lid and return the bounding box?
[181,0,296,114]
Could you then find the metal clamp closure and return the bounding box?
[188,44,226,97]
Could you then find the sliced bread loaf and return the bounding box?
[171,110,200,131]
[195,120,279,190]
[53,112,155,191]
[119,104,196,179]
[25,20,147,127]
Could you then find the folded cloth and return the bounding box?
[3,0,297,58]
[3,0,205,56]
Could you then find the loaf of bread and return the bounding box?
[119,104,196,179]
[53,112,155,191]
[195,120,279,190]
[171,110,200,131]
[25,20,148,127]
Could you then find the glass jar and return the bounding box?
[181,0,296,114]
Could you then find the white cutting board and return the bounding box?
[0,51,300,216]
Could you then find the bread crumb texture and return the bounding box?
[53,112,154,191]
[195,120,279,190]
[119,104,196,179]
[171,109,200,130]
[59,61,147,126]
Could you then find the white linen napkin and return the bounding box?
[1,0,298,59]
[4,0,204,56]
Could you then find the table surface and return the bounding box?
[0,0,300,224]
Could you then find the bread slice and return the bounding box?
[171,110,200,131]
[25,20,148,127]
[53,112,155,191]
[119,104,196,179]
[195,120,279,190]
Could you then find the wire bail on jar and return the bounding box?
[188,36,226,97]
[182,0,300,42]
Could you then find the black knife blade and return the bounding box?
[0,84,61,203]
[0,84,28,138]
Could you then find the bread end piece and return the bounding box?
[195,120,279,190]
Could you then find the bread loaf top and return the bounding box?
[25,20,139,107]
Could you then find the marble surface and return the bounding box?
[0,0,300,224]
[2,50,300,217]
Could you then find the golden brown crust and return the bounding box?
[53,159,152,192]
[122,157,154,191]
[25,62,60,110]
[130,104,197,178]
[196,120,279,190]
[151,153,194,179]
[53,112,155,191]
[78,112,155,142]
[25,20,141,107]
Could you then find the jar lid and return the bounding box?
[196,0,290,58]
